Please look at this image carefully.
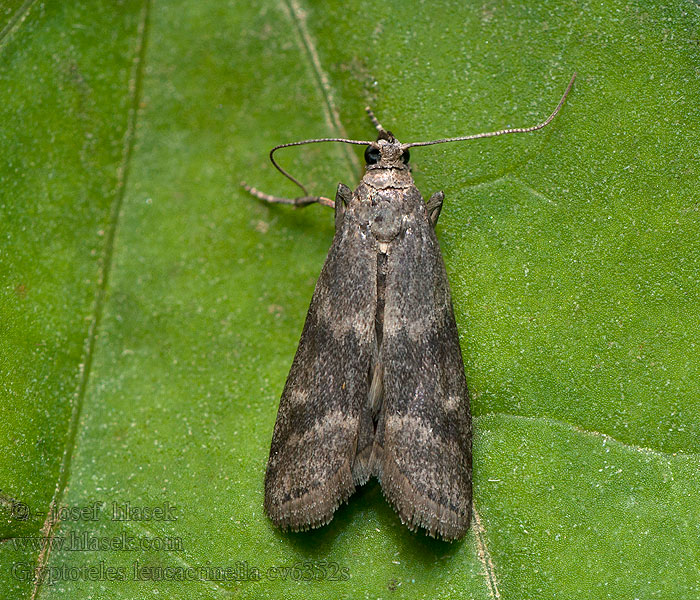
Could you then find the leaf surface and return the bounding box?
[1,1,699,598]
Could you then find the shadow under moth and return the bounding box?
[244,74,575,541]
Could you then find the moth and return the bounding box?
[244,74,575,541]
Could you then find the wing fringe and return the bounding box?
[379,454,470,541]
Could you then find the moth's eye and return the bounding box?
[401,149,410,164]
[365,146,381,164]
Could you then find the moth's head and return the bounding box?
[364,131,410,170]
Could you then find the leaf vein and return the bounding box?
[475,412,696,459]
[0,0,38,52]
[473,505,502,600]
[29,2,152,597]
[280,0,360,177]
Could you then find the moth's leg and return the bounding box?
[242,183,334,208]
[335,183,352,231]
[365,106,386,133]
[426,191,444,228]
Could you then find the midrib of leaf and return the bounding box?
[30,2,151,597]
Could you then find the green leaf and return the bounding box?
[1,0,699,598]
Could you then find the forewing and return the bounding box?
[264,211,376,531]
[375,190,472,541]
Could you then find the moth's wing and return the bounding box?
[264,210,376,531]
[374,189,472,541]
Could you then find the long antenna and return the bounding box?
[269,138,372,195]
[402,72,576,149]
[260,73,576,196]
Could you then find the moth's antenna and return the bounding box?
[270,138,373,195]
[365,106,387,134]
[403,72,576,150]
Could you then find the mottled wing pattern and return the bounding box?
[264,200,377,531]
[374,188,472,541]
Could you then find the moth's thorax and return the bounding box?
[351,137,422,249]
[361,167,413,190]
[351,183,425,250]
[369,199,402,244]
